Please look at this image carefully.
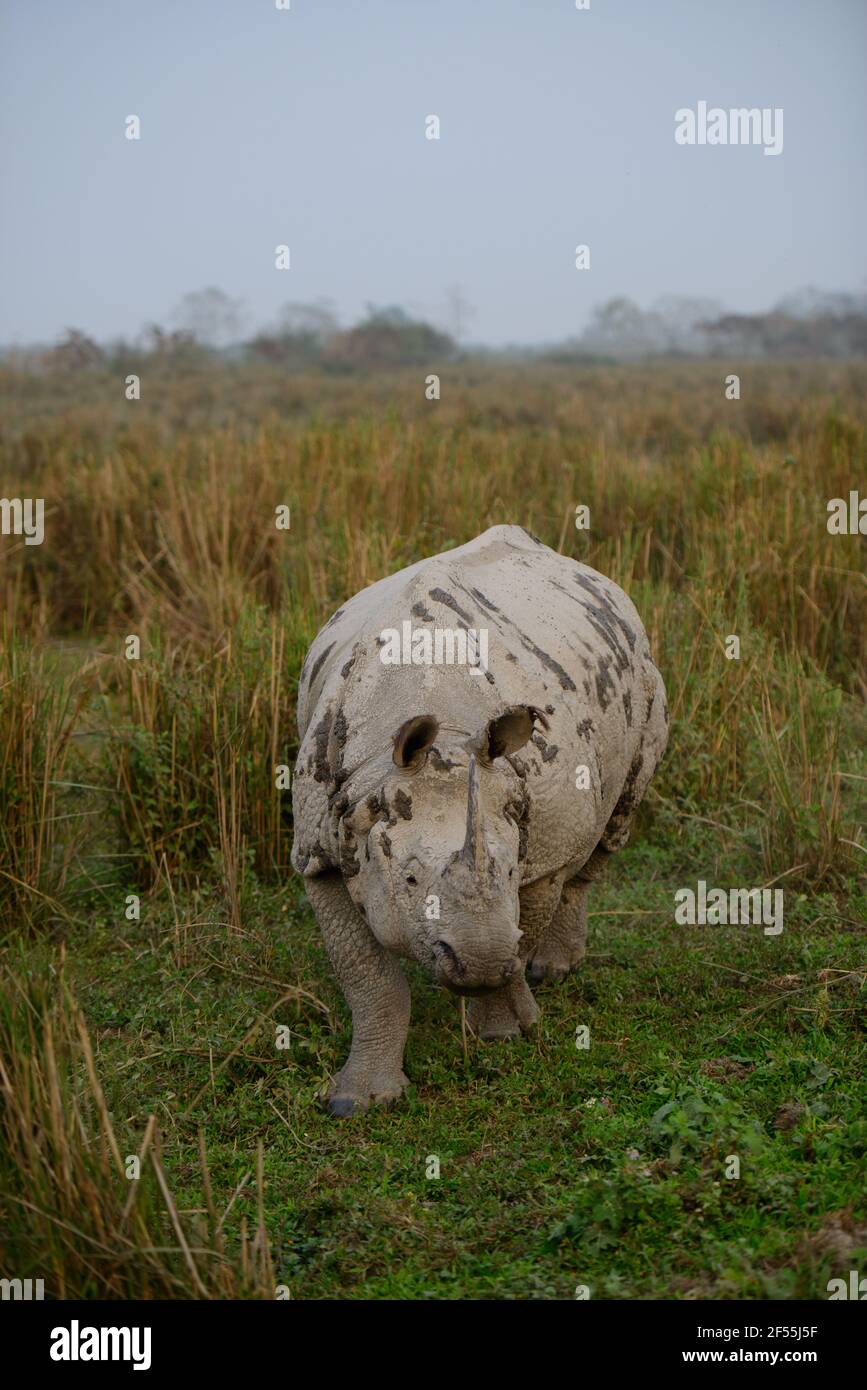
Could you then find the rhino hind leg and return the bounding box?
[467,975,540,1041]
[304,873,411,1116]
[525,873,594,985]
[600,661,669,853]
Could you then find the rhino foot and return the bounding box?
[324,1066,410,1117]
[467,977,540,1040]
[467,998,521,1040]
[525,955,581,986]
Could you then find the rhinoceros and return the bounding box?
[291,525,668,1114]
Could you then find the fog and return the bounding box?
[1,0,865,346]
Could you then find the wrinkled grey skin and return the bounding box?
[291,525,668,1115]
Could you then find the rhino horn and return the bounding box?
[460,754,486,871]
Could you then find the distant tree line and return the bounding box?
[9,285,867,371]
[568,289,867,361]
[23,291,457,373]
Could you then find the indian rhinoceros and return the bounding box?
[291,524,668,1114]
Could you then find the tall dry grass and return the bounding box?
[103,605,298,895]
[0,633,94,933]
[1,363,864,693]
[0,954,276,1298]
[0,362,863,896]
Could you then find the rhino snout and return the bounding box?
[433,936,520,994]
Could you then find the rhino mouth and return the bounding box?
[443,980,500,998]
[438,955,520,996]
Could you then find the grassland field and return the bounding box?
[0,358,864,1299]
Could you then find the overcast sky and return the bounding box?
[1,0,865,346]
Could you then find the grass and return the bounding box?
[0,951,277,1299]
[0,359,864,1298]
[4,848,864,1299]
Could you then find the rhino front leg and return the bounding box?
[467,875,561,1038]
[526,877,589,984]
[304,873,411,1116]
[514,872,564,986]
[526,846,611,984]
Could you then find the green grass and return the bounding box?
[5,835,864,1300]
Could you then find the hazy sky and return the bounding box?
[1,0,865,346]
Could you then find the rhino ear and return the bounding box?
[393,714,440,769]
[479,704,549,761]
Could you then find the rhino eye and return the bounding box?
[406,874,418,886]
